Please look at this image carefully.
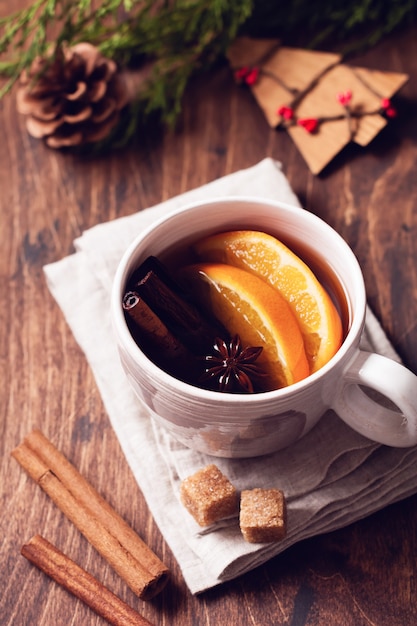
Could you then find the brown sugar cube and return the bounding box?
[240,488,287,543]
[180,464,239,526]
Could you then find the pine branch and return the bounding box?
[0,1,252,94]
[1,0,414,149]
[245,0,417,52]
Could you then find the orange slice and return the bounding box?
[193,230,343,373]
[181,263,309,390]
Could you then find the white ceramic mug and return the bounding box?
[111,197,417,458]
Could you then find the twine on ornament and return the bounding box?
[234,61,398,140]
[228,37,408,173]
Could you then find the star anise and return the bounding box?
[199,335,267,393]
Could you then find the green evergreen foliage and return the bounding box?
[245,0,417,51]
[0,0,414,147]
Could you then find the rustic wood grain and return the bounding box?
[1,2,417,623]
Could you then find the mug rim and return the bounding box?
[111,196,367,404]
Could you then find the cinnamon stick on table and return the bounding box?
[12,430,169,600]
[21,535,154,626]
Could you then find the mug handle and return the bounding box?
[331,350,417,447]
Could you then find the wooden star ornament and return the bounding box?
[228,38,409,175]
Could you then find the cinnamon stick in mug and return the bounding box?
[123,290,191,359]
[134,268,223,354]
[21,535,154,626]
[12,430,169,600]
[123,290,196,381]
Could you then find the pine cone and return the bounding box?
[16,43,131,148]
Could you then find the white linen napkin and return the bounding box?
[44,158,417,594]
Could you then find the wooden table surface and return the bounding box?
[2,7,417,625]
